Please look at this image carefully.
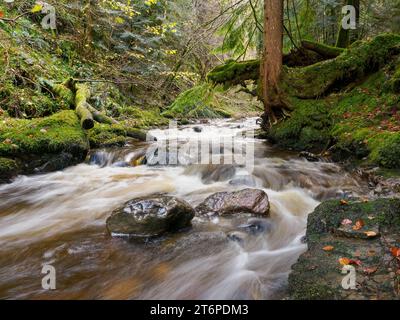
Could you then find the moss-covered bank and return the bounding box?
[289,199,400,300]
[266,34,400,169]
[0,111,89,181]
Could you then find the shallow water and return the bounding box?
[0,118,369,299]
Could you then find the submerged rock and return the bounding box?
[288,198,400,300]
[193,126,203,133]
[195,188,270,217]
[106,196,195,239]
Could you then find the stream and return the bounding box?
[0,117,370,300]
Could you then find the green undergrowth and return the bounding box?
[162,82,262,120]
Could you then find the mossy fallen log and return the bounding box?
[75,83,94,130]
[207,60,259,86]
[284,34,400,99]
[126,128,148,141]
[87,105,119,125]
[300,40,344,59]
[207,42,343,86]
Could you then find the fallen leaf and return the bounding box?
[0,11,4,18]
[341,219,353,226]
[31,4,43,13]
[353,250,361,257]
[368,250,376,257]
[340,200,349,206]
[363,267,378,275]
[391,247,400,258]
[353,219,365,231]
[323,246,334,252]
[339,257,350,265]
[364,231,378,238]
[3,138,12,145]
[349,259,362,266]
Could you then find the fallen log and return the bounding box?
[87,105,119,125]
[300,40,344,59]
[75,83,94,130]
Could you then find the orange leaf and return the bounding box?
[352,219,365,231]
[323,246,334,252]
[391,247,400,258]
[340,200,349,206]
[363,267,378,275]
[0,11,4,18]
[339,257,350,265]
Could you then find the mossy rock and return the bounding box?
[88,123,127,148]
[0,111,89,176]
[0,157,19,183]
[289,199,400,300]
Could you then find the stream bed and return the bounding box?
[0,118,370,299]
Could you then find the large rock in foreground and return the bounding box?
[289,199,400,300]
[106,196,195,239]
[195,188,270,217]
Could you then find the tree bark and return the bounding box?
[261,0,284,127]
[336,0,360,48]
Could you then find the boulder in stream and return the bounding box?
[195,188,270,217]
[106,196,195,239]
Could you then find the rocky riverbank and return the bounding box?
[288,198,400,300]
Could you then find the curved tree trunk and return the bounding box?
[261,0,284,128]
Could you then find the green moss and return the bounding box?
[0,110,89,157]
[163,83,262,120]
[0,157,18,179]
[88,123,127,148]
[207,60,259,86]
[119,106,168,128]
[267,97,332,151]
[284,34,400,98]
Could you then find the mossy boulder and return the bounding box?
[0,157,19,183]
[0,110,89,175]
[289,199,400,300]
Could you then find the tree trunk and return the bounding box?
[261,0,284,127]
[336,0,360,48]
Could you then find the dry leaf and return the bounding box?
[364,231,377,238]
[339,257,350,265]
[341,219,353,226]
[323,246,334,252]
[0,11,4,18]
[340,200,349,206]
[363,267,378,275]
[352,219,365,231]
[391,247,400,258]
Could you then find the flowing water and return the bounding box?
[0,118,369,300]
